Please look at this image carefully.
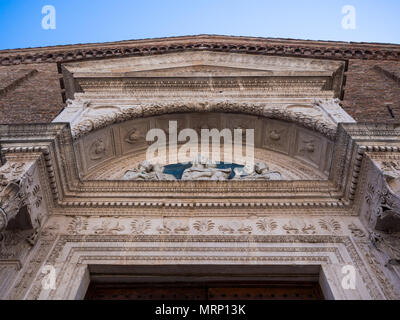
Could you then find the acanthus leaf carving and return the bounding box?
[0,179,28,233]
[370,232,400,267]
[318,218,341,233]
[131,219,151,234]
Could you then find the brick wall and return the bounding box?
[342,59,400,122]
[0,63,63,124]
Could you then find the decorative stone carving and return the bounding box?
[0,181,26,232]
[89,138,106,160]
[122,159,283,181]
[318,219,341,233]
[295,130,324,166]
[130,218,151,234]
[60,100,351,139]
[269,129,283,142]
[233,162,282,180]
[262,120,291,155]
[122,161,177,181]
[124,127,142,144]
[93,221,125,235]
[192,220,215,232]
[256,219,278,233]
[313,98,355,124]
[0,208,7,235]
[370,232,400,267]
[67,217,89,235]
[348,223,366,238]
[4,47,400,301]
[360,157,400,233]
[181,162,231,181]
[0,230,32,261]
[53,50,353,140]
[300,139,315,153]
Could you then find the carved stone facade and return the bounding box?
[0,36,400,300]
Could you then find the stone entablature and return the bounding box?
[54,51,352,140]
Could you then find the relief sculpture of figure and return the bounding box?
[122,158,281,181]
[233,162,282,180]
[122,161,176,181]
[181,160,231,181]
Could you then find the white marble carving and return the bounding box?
[122,161,176,181]
[233,162,282,180]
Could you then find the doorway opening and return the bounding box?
[84,265,327,300]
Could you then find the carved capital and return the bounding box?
[360,157,400,233]
[0,158,45,234]
[370,232,400,267]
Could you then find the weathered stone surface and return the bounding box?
[1,36,400,300]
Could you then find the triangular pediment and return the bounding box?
[116,65,276,77]
[61,50,345,99]
[63,51,344,78]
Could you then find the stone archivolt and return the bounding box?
[1,35,399,67]
[57,98,352,140]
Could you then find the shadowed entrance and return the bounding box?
[84,264,326,300]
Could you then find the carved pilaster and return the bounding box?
[370,232,400,267]
[359,156,400,233]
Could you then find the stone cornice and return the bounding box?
[0,123,347,214]
[0,35,399,66]
[1,122,400,216]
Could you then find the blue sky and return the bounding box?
[0,0,399,50]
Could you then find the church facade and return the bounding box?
[0,35,400,300]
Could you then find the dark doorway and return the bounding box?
[85,281,324,300]
[84,265,325,300]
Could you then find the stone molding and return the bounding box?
[2,122,399,215]
[1,35,400,67]
[6,232,387,300]
[0,160,44,233]
[54,98,353,140]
